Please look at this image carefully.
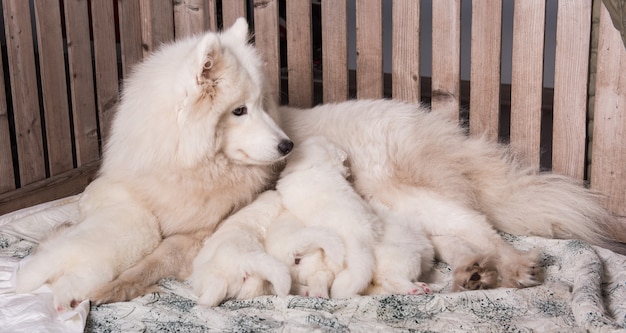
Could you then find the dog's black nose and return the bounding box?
[278,139,294,156]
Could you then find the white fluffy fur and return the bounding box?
[190,191,291,306]
[278,99,623,290]
[365,202,434,295]
[16,16,623,308]
[275,136,382,298]
[265,210,345,298]
[16,19,292,310]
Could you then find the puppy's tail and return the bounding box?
[484,169,626,254]
[242,253,291,297]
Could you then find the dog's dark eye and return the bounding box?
[232,106,247,116]
[294,258,301,265]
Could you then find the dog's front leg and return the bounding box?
[89,232,205,304]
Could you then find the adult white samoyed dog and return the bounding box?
[16,18,292,310]
[16,18,624,308]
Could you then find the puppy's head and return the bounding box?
[284,136,349,177]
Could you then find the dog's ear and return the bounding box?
[223,17,250,44]
[195,33,223,83]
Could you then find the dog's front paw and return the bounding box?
[452,255,499,291]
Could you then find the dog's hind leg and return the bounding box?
[379,188,542,291]
[89,232,204,304]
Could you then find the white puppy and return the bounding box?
[190,191,291,306]
[365,202,434,295]
[275,136,382,298]
[265,210,345,298]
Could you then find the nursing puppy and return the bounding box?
[264,210,345,298]
[365,202,434,296]
[15,19,292,310]
[190,191,291,306]
[274,136,382,298]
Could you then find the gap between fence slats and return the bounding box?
[253,0,281,103]
[355,0,383,99]
[117,0,143,78]
[469,0,502,141]
[64,0,100,166]
[140,0,174,57]
[222,0,248,30]
[286,0,313,108]
[552,1,591,180]
[91,0,120,142]
[591,4,626,218]
[0,50,13,192]
[33,0,73,176]
[2,0,46,186]
[392,0,421,104]
[174,0,211,39]
[431,0,460,120]
[510,0,546,169]
[321,0,348,103]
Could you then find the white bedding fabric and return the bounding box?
[0,196,625,333]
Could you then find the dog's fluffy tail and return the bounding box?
[241,253,291,297]
[483,167,626,254]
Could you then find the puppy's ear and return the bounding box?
[194,34,223,87]
[329,143,348,164]
[224,17,250,44]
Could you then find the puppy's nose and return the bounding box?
[278,139,294,156]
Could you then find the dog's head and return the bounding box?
[181,18,293,166]
[109,18,292,170]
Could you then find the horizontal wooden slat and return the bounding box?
[0,162,99,216]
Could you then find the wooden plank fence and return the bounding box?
[0,0,624,227]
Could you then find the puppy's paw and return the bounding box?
[409,282,431,295]
[453,255,499,291]
[329,271,361,299]
[498,249,543,288]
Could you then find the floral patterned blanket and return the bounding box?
[0,196,625,333]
